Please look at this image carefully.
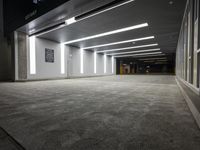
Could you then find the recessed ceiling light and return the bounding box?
[155,62,168,64]
[133,54,166,58]
[62,23,149,44]
[157,60,168,62]
[169,1,174,5]
[65,17,76,25]
[79,0,135,21]
[143,60,155,63]
[139,57,167,61]
[114,52,162,58]
[83,36,155,50]
[34,0,135,36]
[108,48,161,56]
[97,43,158,53]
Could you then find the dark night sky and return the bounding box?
[3,0,69,34]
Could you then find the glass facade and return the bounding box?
[176,0,200,89]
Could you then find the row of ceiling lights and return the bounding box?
[35,0,164,59]
[64,0,163,58]
[64,0,164,58]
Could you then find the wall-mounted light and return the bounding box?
[112,56,114,74]
[60,44,65,74]
[104,54,107,73]
[94,51,97,74]
[80,49,84,74]
[29,36,36,74]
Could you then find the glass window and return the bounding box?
[197,53,200,88]
[194,0,198,21]
[198,0,200,49]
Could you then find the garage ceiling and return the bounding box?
[34,0,186,57]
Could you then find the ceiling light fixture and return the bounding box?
[62,23,149,45]
[114,52,162,58]
[97,43,158,53]
[33,0,135,36]
[143,60,155,63]
[79,0,135,21]
[139,57,167,61]
[83,36,155,50]
[155,62,168,64]
[133,54,166,58]
[65,17,76,25]
[108,48,160,56]
[135,54,165,59]
[157,60,168,62]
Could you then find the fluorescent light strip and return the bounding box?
[143,61,155,63]
[112,56,114,74]
[94,51,97,74]
[132,54,165,58]
[108,48,160,56]
[114,52,162,58]
[65,17,76,25]
[35,0,135,36]
[80,49,84,74]
[29,36,36,74]
[157,60,168,62]
[155,62,168,64]
[63,23,148,44]
[83,36,154,50]
[97,43,158,53]
[104,54,107,73]
[60,44,65,74]
[139,57,167,61]
[79,0,135,21]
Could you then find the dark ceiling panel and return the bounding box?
[17,0,116,35]
[36,0,187,54]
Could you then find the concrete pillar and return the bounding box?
[15,32,28,80]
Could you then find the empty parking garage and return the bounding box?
[0,0,200,150]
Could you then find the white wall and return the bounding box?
[26,37,116,80]
[106,56,112,74]
[28,38,66,80]
[96,53,104,75]
[84,50,94,76]
[67,46,114,77]
[67,46,81,77]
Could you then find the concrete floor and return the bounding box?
[0,75,200,150]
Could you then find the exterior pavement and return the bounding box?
[0,75,200,150]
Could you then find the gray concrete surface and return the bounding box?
[0,127,25,150]
[0,75,200,150]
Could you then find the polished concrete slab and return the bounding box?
[0,75,200,150]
